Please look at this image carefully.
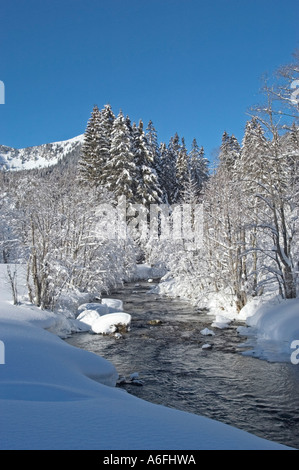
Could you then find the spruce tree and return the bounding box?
[219,131,240,170]
[146,120,162,184]
[189,138,209,195]
[97,104,115,186]
[159,142,170,203]
[165,133,180,204]
[132,120,162,206]
[105,110,136,201]
[176,137,189,201]
[78,105,102,185]
[239,118,268,185]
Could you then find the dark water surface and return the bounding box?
[65,281,299,449]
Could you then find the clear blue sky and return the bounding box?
[1,0,298,162]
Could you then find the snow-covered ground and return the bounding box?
[237,298,299,363]
[0,264,294,449]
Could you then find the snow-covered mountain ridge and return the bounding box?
[0,134,84,171]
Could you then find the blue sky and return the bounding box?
[1,0,298,162]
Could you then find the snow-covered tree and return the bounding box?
[160,133,180,204]
[132,120,162,206]
[176,137,189,201]
[146,120,162,179]
[219,132,240,170]
[189,138,209,195]
[105,110,136,202]
[96,104,115,186]
[78,105,102,185]
[159,142,170,203]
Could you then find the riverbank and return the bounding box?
[154,272,299,364]
[0,264,293,450]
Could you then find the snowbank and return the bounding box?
[238,298,299,363]
[154,274,239,320]
[0,265,293,449]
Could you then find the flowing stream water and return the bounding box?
[65,280,299,449]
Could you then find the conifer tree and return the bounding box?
[132,120,162,206]
[78,105,102,185]
[105,110,136,201]
[189,138,209,194]
[159,142,170,203]
[176,137,189,201]
[146,120,162,183]
[164,133,180,204]
[239,118,268,185]
[219,131,240,170]
[97,104,115,186]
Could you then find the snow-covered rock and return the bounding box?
[101,298,124,312]
[77,310,102,327]
[77,302,109,316]
[211,315,232,329]
[91,312,131,335]
[200,328,215,336]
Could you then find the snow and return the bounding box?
[77,302,109,316]
[200,328,215,336]
[154,274,240,320]
[101,298,124,312]
[0,265,293,449]
[76,299,131,334]
[211,314,232,329]
[238,298,299,363]
[0,134,84,171]
[91,312,131,335]
[76,310,103,327]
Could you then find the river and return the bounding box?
[65,280,299,449]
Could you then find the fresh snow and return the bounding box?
[101,298,124,312]
[76,310,103,328]
[238,298,299,363]
[76,302,131,334]
[0,265,293,449]
[90,312,131,335]
[77,303,109,316]
[0,134,84,171]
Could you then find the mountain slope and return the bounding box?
[0,135,84,171]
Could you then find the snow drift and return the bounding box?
[238,298,299,363]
